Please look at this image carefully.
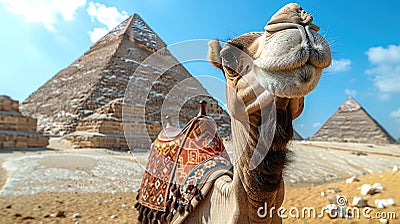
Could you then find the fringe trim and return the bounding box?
[135,183,205,223]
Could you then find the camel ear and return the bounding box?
[208,40,223,69]
[289,97,304,120]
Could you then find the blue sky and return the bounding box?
[0,0,399,139]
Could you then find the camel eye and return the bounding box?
[220,48,241,76]
[221,51,236,64]
[221,52,239,77]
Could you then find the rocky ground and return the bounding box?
[0,140,399,223]
[283,171,400,224]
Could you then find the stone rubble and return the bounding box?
[378,218,389,224]
[360,182,384,195]
[374,198,395,208]
[73,213,82,219]
[345,176,359,184]
[351,196,368,207]
[360,184,374,195]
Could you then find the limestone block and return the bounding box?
[16,141,28,148]
[2,141,16,148]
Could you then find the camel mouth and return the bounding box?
[253,27,331,73]
[245,63,322,99]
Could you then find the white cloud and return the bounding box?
[377,93,390,101]
[349,78,357,83]
[366,45,400,65]
[391,108,400,124]
[88,27,109,43]
[86,1,129,43]
[390,108,400,118]
[328,58,351,72]
[293,122,304,129]
[313,122,321,127]
[344,89,357,96]
[365,44,400,93]
[0,0,86,31]
[87,2,128,30]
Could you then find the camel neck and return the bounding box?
[230,108,292,222]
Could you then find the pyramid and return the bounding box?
[20,14,230,149]
[0,95,48,148]
[311,97,396,144]
[293,130,303,140]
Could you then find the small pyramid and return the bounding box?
[293,130,303,140]
[311,97,396,144]
[21,14,230,149]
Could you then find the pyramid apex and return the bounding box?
[339,97,361,112]
[93,13,166,51]
[94,16,132,43]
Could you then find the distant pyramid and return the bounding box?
[311,97,396,144]
[293,130,303,140]
[21,14,230,146]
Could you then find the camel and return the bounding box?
[136,3,331,223]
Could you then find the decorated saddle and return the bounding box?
[135,101,232,223]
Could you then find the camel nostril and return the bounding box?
[239,65,243,73]
[245,65,250,73]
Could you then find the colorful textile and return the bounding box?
[135,115,232,223]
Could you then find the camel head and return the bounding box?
[208,3,331,123]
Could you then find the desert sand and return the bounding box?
[0,141,399,223]
[282,171,400,224]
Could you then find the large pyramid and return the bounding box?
[311,97,396,144]
[21,14,230,146]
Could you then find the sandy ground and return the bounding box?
[285,141,400,185]
[0,140,399,223]
[282,171,400,224]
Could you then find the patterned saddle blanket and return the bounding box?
[135,115,232,223]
